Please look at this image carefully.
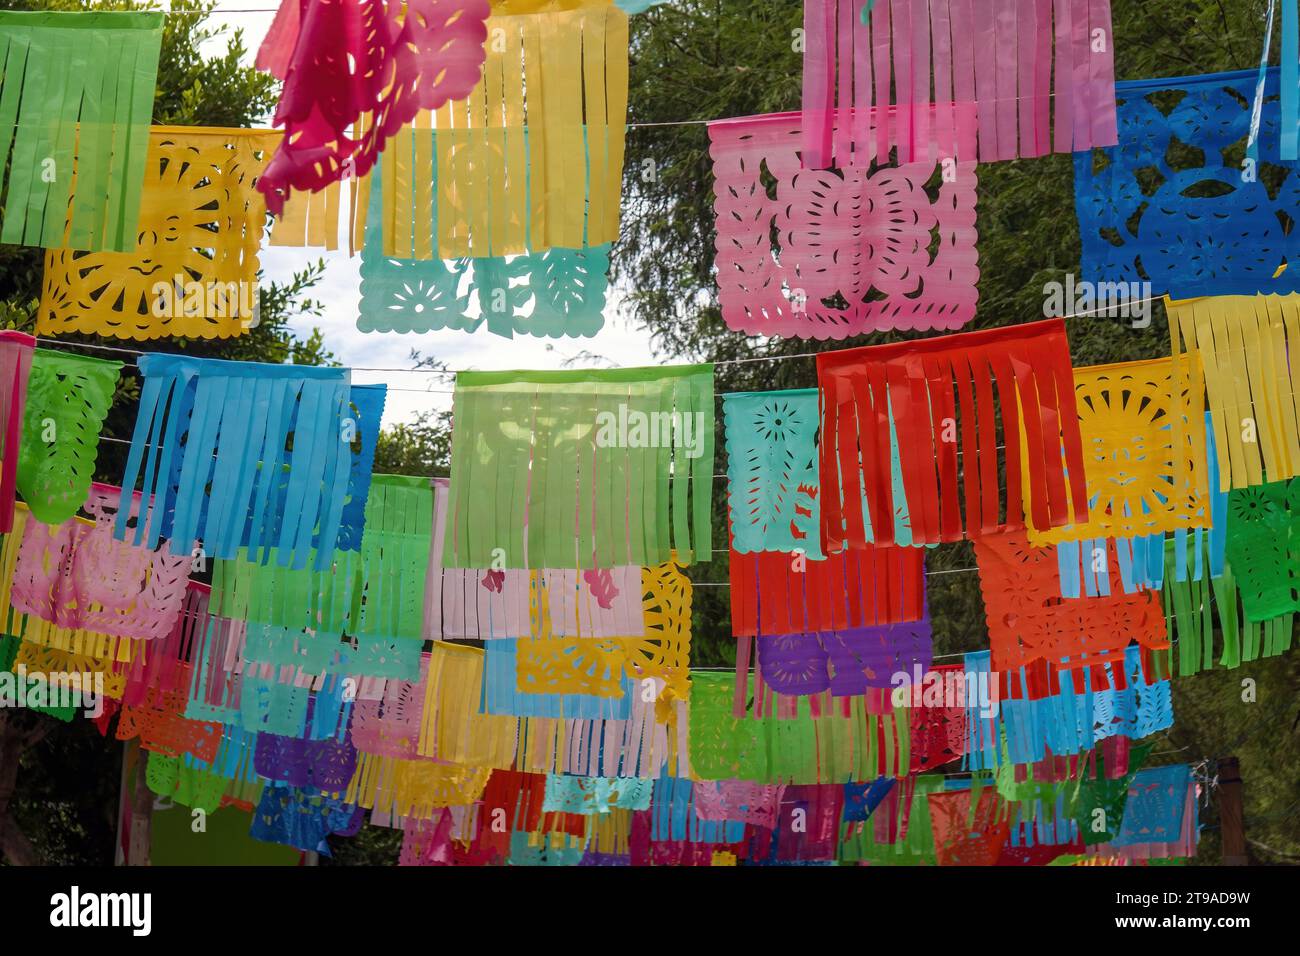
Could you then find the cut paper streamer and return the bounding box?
[685,672,912,784]
[114,355,355,571]
[357,160,609,339]
[927,786,1009,866]
[511,558,692,699]
[1167,294,1300,491]
[485,639,635,719]
[38,127,276,341]
[1075,67,1300,297]
[1161,535,1293,677]
[723,389,822,557]
[709,110,978,339]
[1027,355,1209,545]
[961,649,1168,770]
[817,318,1088,549]
[973,529,1168,671]
[0,11,163,251]
[256,0,491,215]
[18,350,121,527]
[424,478,647,639]
[0,333,35,534]
[1113,764,1191,847]
[211,476,431,660]
[346,755,490,821]
[443,365,714,569]
[728,545,927,637]
[11,484,191,642]
[801,0,1117,167]
[425,3,628,257]
[417,643,518,768]
[1225,478,1299,621]
[269,181,344,251]
[543,775,653,815]
[755,616,933,697]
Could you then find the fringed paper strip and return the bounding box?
[424,479,647,638]
[686,672,912,784]
[0,11,162,251]
[801,0,1117,167]
[817,318,1088,548]
[116,690,222,762]
[486,639,634,718]
[1161,535,1294,677]
[120,581,209,708]
[256,0,491,215]
[1167,294,1300,490]
[1057,533,1166,598]
[270,182,344,251]
[335,384,388,552]
[115,355,355,571]
[729,545,926,637]
[512,677,684,779]
[724,389,822,557]
[357,159,610,338]
[650,776,746,844]
[350,663,426,759]
[444,365,714,568]
[18,350,120,526]
[1225,477,1300,621]
[1069,743,1152,845]
[430,5,628,257]
[254,725,357,792]
[756,615,933,698]
[542,775,654,815]
[927,784,1010,866]
[11,483,191,641]
[417,642,518,767]
[963,647,1173,770]
[249,785,362,855]
[840,775,943,865]
[908,663,967,771]
[1027,356,1209,545]
[39,128,277,340]
[345,754,491,821]
[1075,67,1300,297]
[0,333,34,534]
[710,110,978,339]
[1112,764,1192,847]
[974,529,1168,672]
[692,780,785,830]
[211,474,430,649]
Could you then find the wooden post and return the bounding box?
[1217,756,1247,865]
[127,742,153,866]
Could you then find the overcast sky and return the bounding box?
[205,2,662,428]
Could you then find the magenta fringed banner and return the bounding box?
[0,332,34,533]
[710,111,978,339]
[256,0,491,214]
[801,0,1117,168]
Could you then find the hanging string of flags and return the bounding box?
[0,0,1295,866]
